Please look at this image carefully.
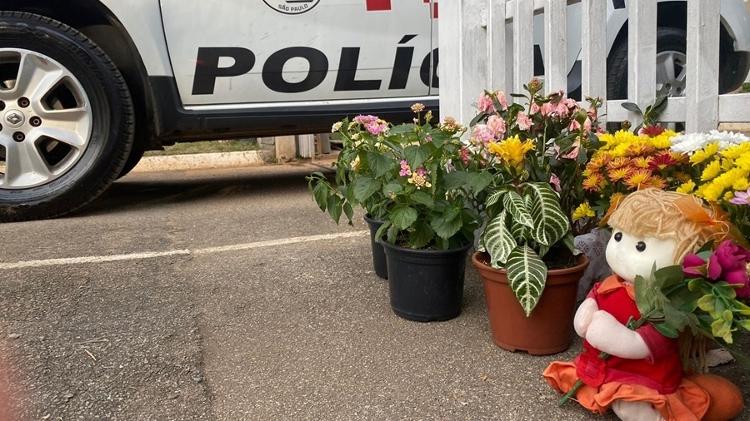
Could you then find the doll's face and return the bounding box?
[605,229,678,283]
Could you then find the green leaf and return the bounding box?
[391,205,418,230]
[343,202,354,224]
[404,145,427,169]
[506,245,548,316]
[383,182,403,197]
[353,176,381,202]
[443,171,468,190]
[431,207,462,240]
[327,195,342,224]
[466,172,493,195]
[525,182,569,246]
[410,220,434,249]
[312,182,328,212]
[367,152,395,178]
[654,323,680,339]
[621,102,642,114]
[485,189,506,209]
[502,190,533,228]
[411,191,434,208]
[482,210,517,267]
[375,221,392,242]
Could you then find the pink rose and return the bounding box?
[564,98,577,108]
[517,112,532,131]
[583,117,592,132]
[460,147,470,165]
[353,115,378,125]
[487,115,506,137]
[496,91,509,111]
[708,241,750,297]
[541,102,555,117]
[530,103,541,115]
[477,92,496,113]
[587,107,598,120]
[555,102,570,118]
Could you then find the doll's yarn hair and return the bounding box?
[607,188,723,262]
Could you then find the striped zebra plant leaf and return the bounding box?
[483,209,516,267]
[525,182,569,246]
[484,188,507,209]
[507,244,548,316]
[502,190,533,228]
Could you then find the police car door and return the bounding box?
[159,0,434,107]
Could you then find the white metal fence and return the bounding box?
[440,0,750,132]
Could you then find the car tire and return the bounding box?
[608,27,688,101]
[117,141,145,179]
[0,11,133,222]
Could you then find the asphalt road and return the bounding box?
[0,163,747,420]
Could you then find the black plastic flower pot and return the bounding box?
[363,214,388,279]
[380,241,471,322]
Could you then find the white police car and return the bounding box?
[0,0,748,221]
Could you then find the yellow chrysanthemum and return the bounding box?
[487,135,535,169]
[606,157,630,170]
[632,156,653,169]
[608,167,632,182]
[733,177,750,191]
[677,180,696,194]
[724,191,737,201]
[701,160,722,181]
[582,173,606,192]
[643,175,667,190]
[572,202,596,222]
[721,142,750,160]
[690,143,720,165]
[624,170,652,190]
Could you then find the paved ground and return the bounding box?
[0,163,748,420]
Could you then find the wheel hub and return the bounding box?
[4,109,25,128]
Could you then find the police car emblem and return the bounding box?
[263,0,320,15]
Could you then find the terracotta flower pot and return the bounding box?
[471,252,589,355]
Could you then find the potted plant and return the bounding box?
[368,106,479,321]
[464,80,601,354]
[307,114,395,278]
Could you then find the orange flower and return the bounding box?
[627,143,655,156]
[624,169,652,189]
[583,173,607,192]
[587,153,612,171]
[607,167,632,182]
[606,157,630,171]
[632,156,653,169]
[674,172,692,183]
[642,175,667,190]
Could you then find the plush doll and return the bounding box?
[544,189,744,421]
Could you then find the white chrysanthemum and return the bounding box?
[331,121,343,133]
[670,130,749,154]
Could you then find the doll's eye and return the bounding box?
[614,232,622,242]
[636,241,647,252]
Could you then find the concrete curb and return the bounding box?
[132,150,273,173]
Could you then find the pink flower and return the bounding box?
[472,124,495,144]
[583,117,592,132]
[399,160,412,177]
[730,188,750,206]
[460,147,470,165]
[530,103,541,115]
[568,120,581,131]
[550,174,561,192]
[477,92,496,113]
[353,115,378,125]
[496,91,509,111]
[555,102,570,118]
[562,140,581,160]
[424,135,433,142]
[517,112,532,131]
[564,98,578,108]
[541,102,555,117]
[415,167,428,176]
[364,121,387,136]
[587,107,598,120]
[691,240,750,298]
[683,254,707,277]
[487,115,506,137]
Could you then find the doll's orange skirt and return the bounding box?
[544,361,709,421]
